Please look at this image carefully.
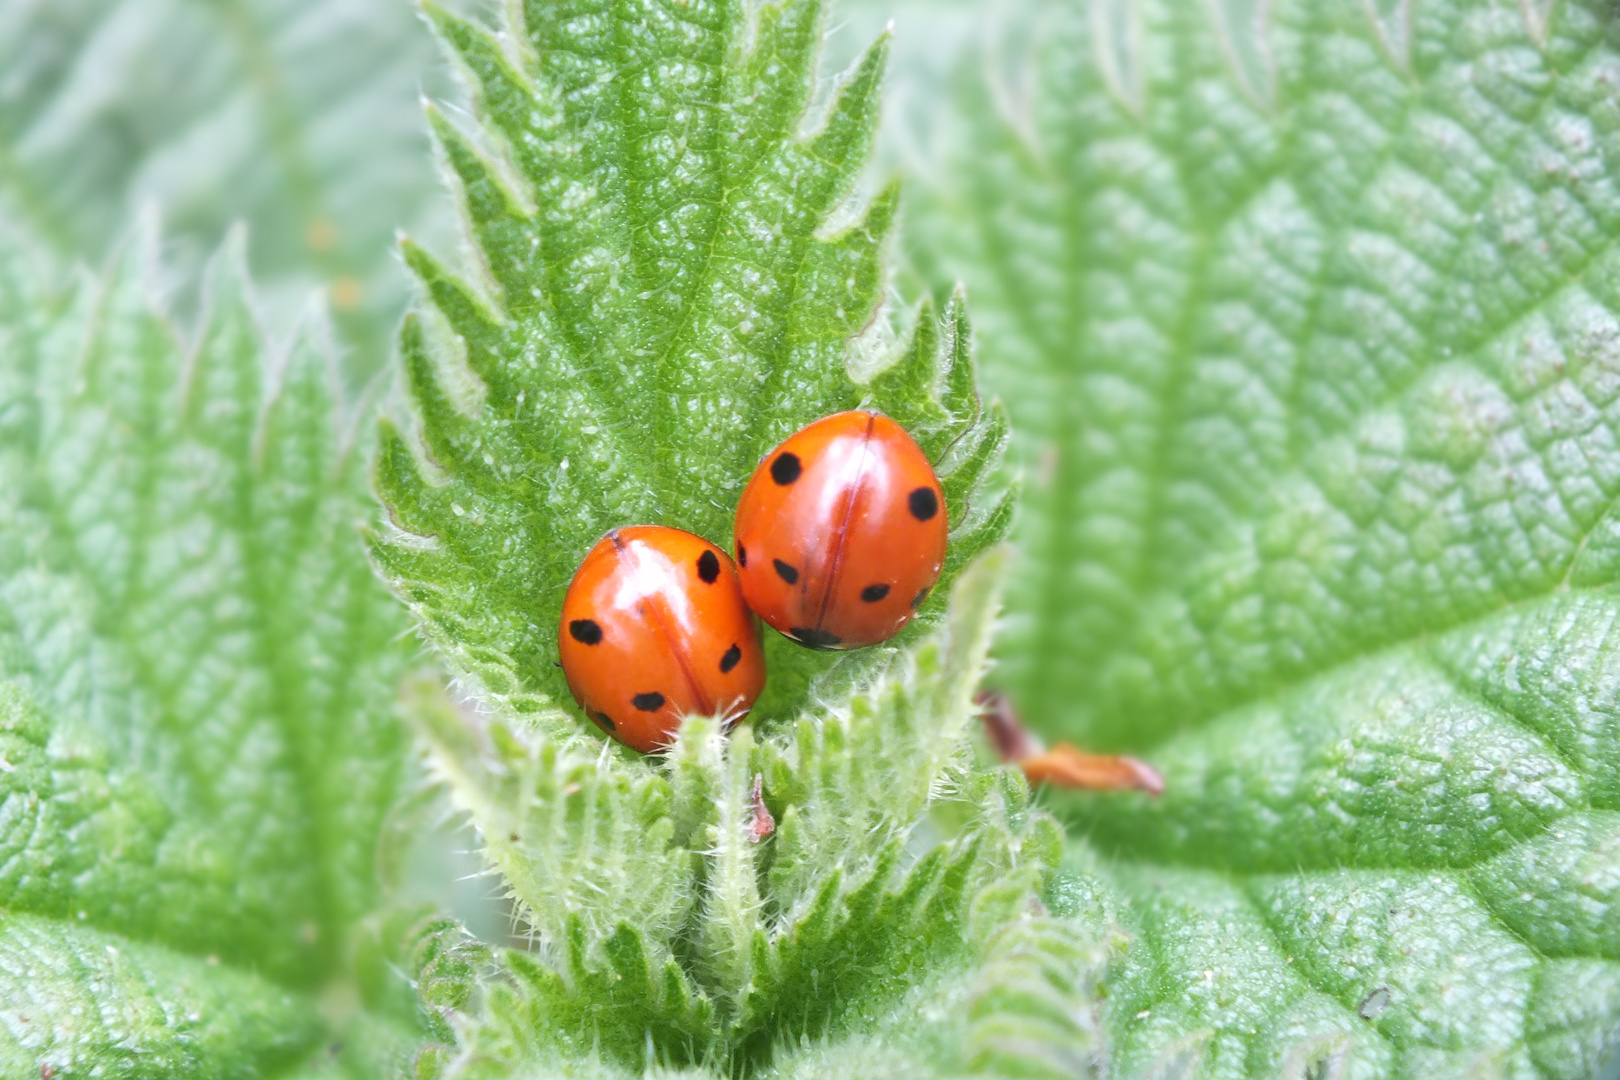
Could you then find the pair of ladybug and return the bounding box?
[558,411,946,753]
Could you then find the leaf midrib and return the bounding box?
[615,1,732,508]
[237,421,352,955]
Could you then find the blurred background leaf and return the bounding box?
[0,214,423,1078]
[900,0,1620,1071]
[0,0,462,381]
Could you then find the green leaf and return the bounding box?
[411,550,1066,1075]
[0,213,412,1075]
[963,916,1113,1079]
[0,0,456,376]
[909,0,1620,1070]
[371,2,1043,1072]
[424,906,1114,1080]
[371,0,1010,733]
[0,912,321,1080]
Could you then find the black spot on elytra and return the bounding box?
[773,559,799,584]
[736,544,747,568]
[632,691,666,712]
[770,452,803,485]
[696,549,720,584]
[790,627,842,650]
[908,487,939,522]
[569,619,603,645]
[861,583,890,603]
[912,586,930,609]
[592,711,616,732]
[719,643,742,673]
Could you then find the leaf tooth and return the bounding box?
[939,287,982,427]
[887,845,949,924]
[562,909,593,979]
[400,238,512,404]
[185,226,262,454]
[802,28,889,208]
[372,417,448,539]
[365,530,451,596]
[261,322,341,503]
[400,312,477,474]
[698,725,762,1002]
[764,802,809,906]
[788,865,845,951]
[605,921,658,1001]
[257,328,349,597]
[667,716,725,850]
[840,840,904,927]
[940,402,1011,530]
[945,488,1018,582]
[425,105,539,315]
[864,296,953,445]
[733,0,824,156]
[931,833,986,915]
[788,179,900,349]
[503,948,557,995]
[83,216,179,435]
[423,1,546,144]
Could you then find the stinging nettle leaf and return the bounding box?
[0,911,321,1080]
[0,0,459,380]
[370,0,1011,735]
[0,212,414,1077]
[907,0,1620,1070]
[362,0,1114,1074]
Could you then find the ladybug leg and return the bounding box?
[974,690,1164,796]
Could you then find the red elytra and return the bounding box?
[733,410,947,650]
[558,526,766,753]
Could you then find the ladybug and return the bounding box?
[558,526,766,753]
[733,410,947,650]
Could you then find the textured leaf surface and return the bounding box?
[0,216,412,1076]
[427,913,1110,1080]
[910,0,1620,1071]
[412,553,1077,1076]
[0,0,456,374]
[0,913,320,1080]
